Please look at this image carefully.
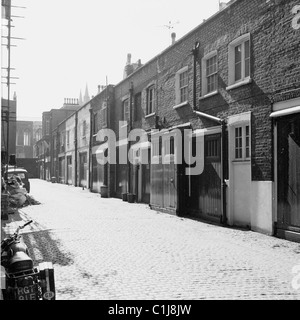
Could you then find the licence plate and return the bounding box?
[16,284,39,300]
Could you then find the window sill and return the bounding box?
[199,91,219,100]
[232,159,251,163]
[173,101,189,110]
[226,78,252,91]
[145,112,156,119]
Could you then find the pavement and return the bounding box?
[1,179,300,300]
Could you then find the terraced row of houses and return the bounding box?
[35,0,300,242]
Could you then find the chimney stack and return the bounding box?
[171,32,176,45]
[127,53,131,65]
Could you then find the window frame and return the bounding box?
[201,51,218,97]
[175,66,189,106]
[82,120,87,139]
[146,85,155,116]
[122,98,130,122]
[227,33,251,90]
[234,124,251,161]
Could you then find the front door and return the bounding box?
[79,152,88,188]
[277,114,300,231]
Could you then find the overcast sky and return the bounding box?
[1,0,230,120]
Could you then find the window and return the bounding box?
[17,132,23,146]
[45,119,50,135]
[202,52,218,96]
[93,112,98,135]
[122,98,129,122]
[35,129,42,142]
[82,120,87,138]
[228,33,251,88]
[179,71,188,103]
[146,85,155,115]
[66,130,70,146]
[24,130,30,146]
[234,125,250,160]
[175,67,189,105]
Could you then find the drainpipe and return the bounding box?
[191,41,228,225]
[89,107,93,191]
[128,81,134,195]
[74,112,78,187]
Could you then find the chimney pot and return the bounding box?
[171,32,176,45]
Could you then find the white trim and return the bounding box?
[173,101,189,109]
[226,77,252,91]
[193,126,222,137]
[227,111,251,126]
[273,97,300,111]
[199,90,219,100]
[145,112,156,119]
[229,32,250,46]
[270,105,300,118]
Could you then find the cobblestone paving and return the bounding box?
[2,179,300,300]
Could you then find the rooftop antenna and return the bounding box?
[164,20,180,38]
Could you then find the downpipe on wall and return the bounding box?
[191,41,228,225]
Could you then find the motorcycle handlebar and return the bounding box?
[21,220,33,229]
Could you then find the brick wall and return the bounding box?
[111,0,299,182]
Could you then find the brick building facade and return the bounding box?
[35,0,300,241]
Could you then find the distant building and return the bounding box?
[35,99,81,180]
[16,120,42,158]
[1,96,17,166]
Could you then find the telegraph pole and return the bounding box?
[6,0,12,177]
[1,0,25,177]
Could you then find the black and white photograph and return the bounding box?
[1,0,300,307]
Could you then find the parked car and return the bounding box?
[5,167,30,193]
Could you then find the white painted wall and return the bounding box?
[250,181,274,235]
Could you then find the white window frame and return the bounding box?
[233,125,250,161]
[146,84,155,115]
[175,66,189,107]
[24,130,30,146]
[227,33,252,90]
[201,51,218,98]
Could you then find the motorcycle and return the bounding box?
[1,220,56,300]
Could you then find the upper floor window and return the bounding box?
[122,98,129,122]
[35,128,42,142]
[146,85,155,115]
[82,120,87,138]
[66,130,70,146]
[24,130,30,146]
[202,51,218,96]
[45,119,50,135]
[175,66,188,105]
[93,112,98,135]
[228,33,251,88]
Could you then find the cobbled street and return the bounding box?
[2,179,300,300]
